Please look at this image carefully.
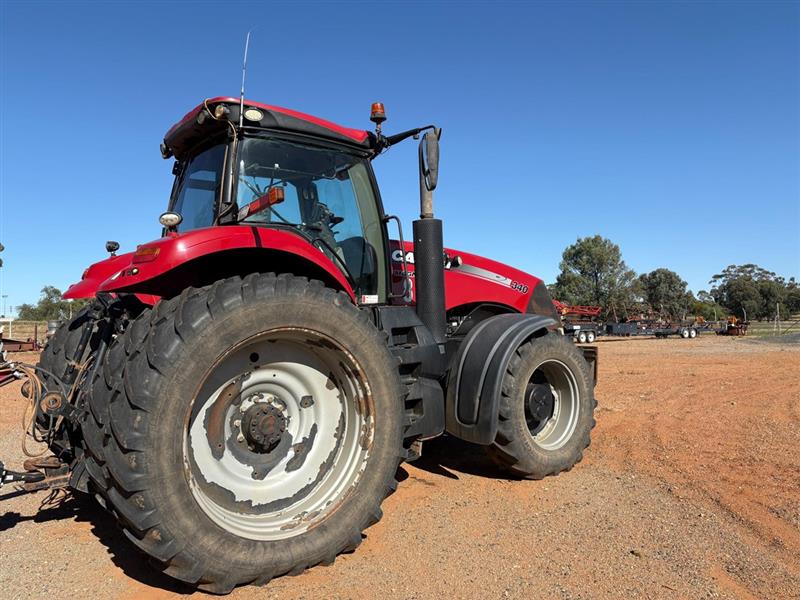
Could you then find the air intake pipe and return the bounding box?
[413,128,446,344]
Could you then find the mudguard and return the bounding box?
[96,226,355,301]
[445,313,557,445]
[63,253,134,300]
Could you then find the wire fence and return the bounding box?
[0,320,50,344]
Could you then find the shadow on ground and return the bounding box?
[0,490,192,594]
[408,435,515,481]
[0,435,514,595]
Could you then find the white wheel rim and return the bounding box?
[184,328,373,541]
[524,359,580,450]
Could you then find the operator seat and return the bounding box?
[338,236,377,294]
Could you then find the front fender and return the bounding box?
[445,313,557,444]
[97,226,355,300]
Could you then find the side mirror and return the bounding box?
[419,128,442,192]
[106,240,120,255]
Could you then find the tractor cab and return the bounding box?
[163,97,389,298]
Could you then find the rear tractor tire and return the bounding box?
[83,274,405,593]
[486,333,595,479]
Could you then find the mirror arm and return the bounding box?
[375,125,436,152]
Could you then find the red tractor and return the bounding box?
[2,97,597,593]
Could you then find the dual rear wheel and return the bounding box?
[80,274,404,593]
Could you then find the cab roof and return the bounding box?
[162,97,373,160]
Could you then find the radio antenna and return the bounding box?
[239,29,253,129]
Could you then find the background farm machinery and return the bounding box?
[553,300,603,343]
[553,301,709,341]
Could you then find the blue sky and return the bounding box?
[1,0,798,314]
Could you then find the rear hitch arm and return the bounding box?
[0,460,46,488]
[1,457,71,498]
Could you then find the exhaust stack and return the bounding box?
[413,128,446,344]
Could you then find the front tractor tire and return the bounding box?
[487,333,596,479]
[83,274,404,593]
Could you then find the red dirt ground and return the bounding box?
[1,337,798,599]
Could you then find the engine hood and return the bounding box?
[389,240,552,316]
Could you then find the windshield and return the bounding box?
[171,143,225,232]
[236,137,385,295]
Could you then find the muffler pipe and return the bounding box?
[413,128,446,345]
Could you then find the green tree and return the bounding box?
[712,276,761,320]
[756,279,787,320]
[710,264,792,320]
[710,263,783,285]
[552,235,639,319]
[786,279,800,314]
[638,268,692,321]
[692,290,728,321]
[696,290,715,304]
[16,286,89,321]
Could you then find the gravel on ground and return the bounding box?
[1,337,798,599]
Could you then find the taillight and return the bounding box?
[133,246,160,263]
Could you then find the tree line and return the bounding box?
[12,240,800,324]
[15,286,90,321]
[549,235,799,322]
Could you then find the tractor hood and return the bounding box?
[390,240,557,318]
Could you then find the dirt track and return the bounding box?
[1,336,798,599]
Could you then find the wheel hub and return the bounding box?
[241,403,286,452]
[526,383,555,434]
[186,331,374,541]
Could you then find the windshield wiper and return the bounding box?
[310,237,358,291]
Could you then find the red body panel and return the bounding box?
[390,241,542,314]
[64,252,160,306]
[94,226,355,301]
[167,97,369,145]
[65,232,542,316]
[64,253,132,300]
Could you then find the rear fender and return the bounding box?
[64,253,134,300]
[98,226,355,301]
[445,313,557,444]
